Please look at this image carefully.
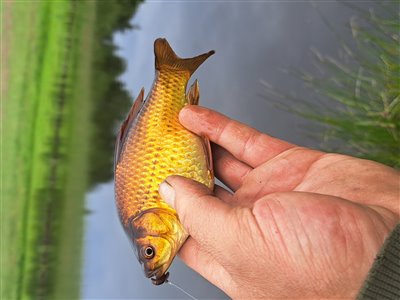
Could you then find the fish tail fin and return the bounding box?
[154,38,215,75]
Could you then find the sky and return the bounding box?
[81,2,363,299]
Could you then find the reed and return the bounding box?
[263,2,399,168]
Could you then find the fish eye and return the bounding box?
[142,246,155,259]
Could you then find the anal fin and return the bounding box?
[201,135,214,189]
[185,80,213,187]
[187,79,199,105]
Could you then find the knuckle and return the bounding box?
[213,117,230,142]
[238,131,259,158]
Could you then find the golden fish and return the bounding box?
[114,38,214,285]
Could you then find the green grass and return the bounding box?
[262,2,399,168]
[2,2,47,299]
[2,1,142,298]
[2,1,96,299]
[53,2,96,298]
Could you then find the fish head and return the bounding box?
[129,208,187,285]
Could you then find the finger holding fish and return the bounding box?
[179,106,295,167]
[160,175,238,259]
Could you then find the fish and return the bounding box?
[114,38,215,285]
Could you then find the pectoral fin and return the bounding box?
[114,88,145,169]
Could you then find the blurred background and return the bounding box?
[2,1,398,299]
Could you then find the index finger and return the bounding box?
[179,106,295,167]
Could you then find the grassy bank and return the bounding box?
[2,1,96,298]
[2,0,142,298]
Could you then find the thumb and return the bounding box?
[159,175,233,252]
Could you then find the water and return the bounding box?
[82,2,363,299]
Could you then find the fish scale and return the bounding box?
[114,38,214,285]
[116,70,212,228]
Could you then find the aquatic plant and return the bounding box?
[263,2,399,168]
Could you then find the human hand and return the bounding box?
[159,106,399,299]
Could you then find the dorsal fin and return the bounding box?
[187,79,199,105]
[114,88,145,169]
[154,38,215,75]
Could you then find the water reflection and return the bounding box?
[83,1,364,299]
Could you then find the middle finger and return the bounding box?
[213,143,252,192]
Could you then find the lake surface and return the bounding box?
[81,2,367,298]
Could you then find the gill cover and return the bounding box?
[129,208,188,284]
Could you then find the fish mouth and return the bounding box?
[151,272,169,285]
[145,267,169,285]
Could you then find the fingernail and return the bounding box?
[159,181,175,208]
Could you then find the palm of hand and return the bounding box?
[176,106,399,299]
[223,147,398,298]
